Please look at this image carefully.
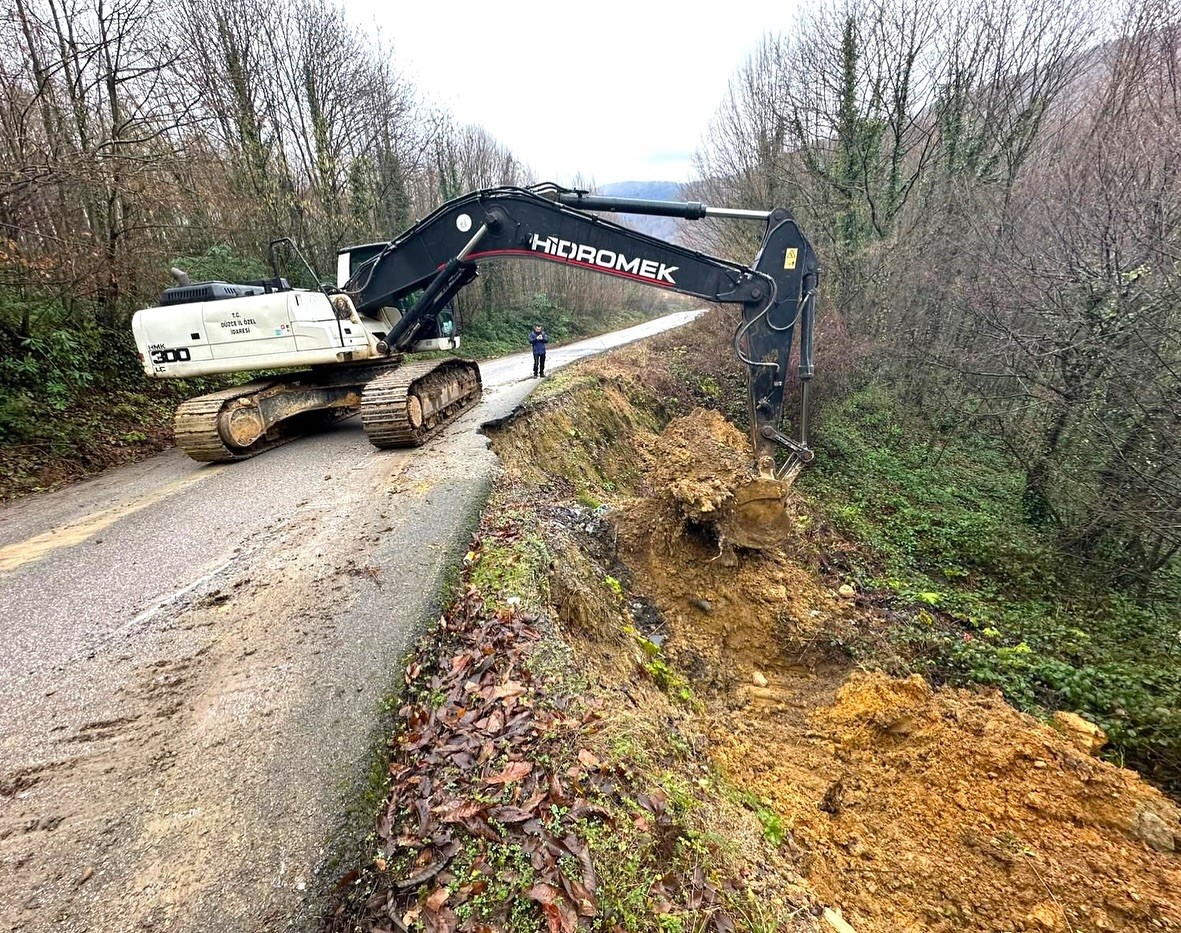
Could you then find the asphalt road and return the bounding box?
[0,310,700,932]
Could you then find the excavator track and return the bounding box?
[173,359,417,463]
[173,377,358,462]
[361,358,483,448]
[175,379,279,462]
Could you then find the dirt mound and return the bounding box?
[715,672,1181,932]
[612,406,1181,932]
[643,409,753,520]
[628,408,795,551]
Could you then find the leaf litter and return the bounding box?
[324,514,746,933]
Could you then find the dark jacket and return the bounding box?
[528,329,549,356]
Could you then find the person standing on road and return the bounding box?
[528,323,548,378]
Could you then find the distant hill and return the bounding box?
[592,181,685,242]
[594,181,684,201]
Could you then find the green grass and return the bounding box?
[800,384,1181,791]
[466,511,550,612]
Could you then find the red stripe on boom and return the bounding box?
[461,249,676,288]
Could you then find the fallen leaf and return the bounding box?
[549,770,567,803]
[489,805,534,823]
[540,902,563,933]
[394,841,459,890]
[333,868,360,893]
[425,886,450,911]
[485,760,533,785]
[448,751,476,770]
[567,802,612,823]
[556,899,579,932]
[457,817,502,841]
[564,833,597,891]
[527,882,561,906]
[414,799,431,835]
[577,749,601,768]
[711,911,736,933]
[558,874,598,916]
[439,801,484,822]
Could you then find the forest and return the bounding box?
[0,0,657,491]
[690,0,1179,601]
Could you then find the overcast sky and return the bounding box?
[349,0,800,187]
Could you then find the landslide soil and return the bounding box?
[489,343,1181,933]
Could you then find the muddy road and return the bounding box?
[0,311,701,933]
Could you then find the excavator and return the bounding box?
[132,183,819,510]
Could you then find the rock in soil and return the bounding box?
[1050,710,1107,754]
[822,907,857,933]
[1133,805,1178,853]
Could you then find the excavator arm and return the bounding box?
[339,184,819,474]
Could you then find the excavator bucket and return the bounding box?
[726,474,797,550]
